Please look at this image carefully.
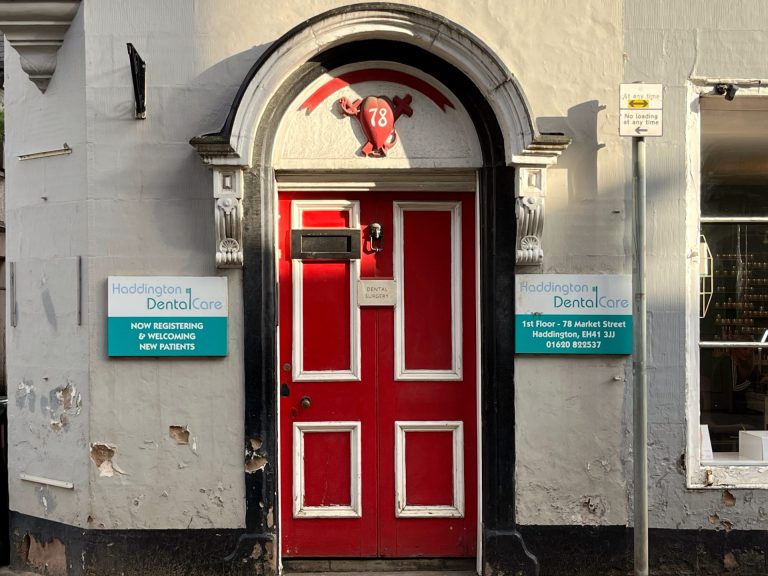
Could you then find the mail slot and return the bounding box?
[291,228,361,260]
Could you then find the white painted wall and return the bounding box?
[8,0,768,535]
[624,0,768,530]
[5,9,90,524]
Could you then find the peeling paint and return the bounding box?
[708,513,719,524]
[585,458,611,480]
[724,551,739,571]
[720,518,734,532]
[246,456,268,473]
[21,533,66,576]
[169,426,190,444]
[199,486,225,508]
[266,506,274,528]
[722,490,736,507]
[48,381,82,432]
[37,486,55,514]
[580,495,607,521]
[250,436,263,450]
[16,380,36,412]
[89,442,126,477]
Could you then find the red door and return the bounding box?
[279,190,476,558]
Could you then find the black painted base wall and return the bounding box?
[516,525,766,576]
[9,512,275,576]
[9,513,768,576]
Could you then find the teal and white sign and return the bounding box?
[108,276,228,357]
[516,274,632,355]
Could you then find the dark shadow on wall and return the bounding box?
[538,99,606,202]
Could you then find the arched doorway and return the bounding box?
[191,5,568,573]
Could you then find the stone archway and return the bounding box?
[191,5,569,575]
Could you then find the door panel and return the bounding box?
[291,200,361,381]
[280,191,476,558]
[394,202,463,379]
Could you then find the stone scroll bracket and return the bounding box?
[512,135,571,267]
[213,168,244,268]
[515,167,546,265]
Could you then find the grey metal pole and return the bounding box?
[633,136,648,576]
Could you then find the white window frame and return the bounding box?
[686,79,768,488]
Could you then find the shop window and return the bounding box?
[699,96,768,465]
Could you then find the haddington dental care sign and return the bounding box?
[108,276,228,357]
[515,274,632,354]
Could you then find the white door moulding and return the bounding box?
[0,0,81,93]
[190,5,570,268]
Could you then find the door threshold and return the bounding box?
[283,558,476,574]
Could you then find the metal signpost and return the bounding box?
[620,83,662,576]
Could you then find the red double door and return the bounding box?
[279,190,476,558]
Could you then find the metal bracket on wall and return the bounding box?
[18,143,72,161]
[9,262,16,327]
[127,43,147,119]
[77,256,83,326]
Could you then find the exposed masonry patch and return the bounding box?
[245,436,267,473]
[580,495,607,519]
[169,426,190,444]
[709,513,720,524]
[722,490,736,507]
[21,534,66,576]
[49,381,82,432]
[90,443,126,477]
[246,456,268,473]
[724,552,738,571]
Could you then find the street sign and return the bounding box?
[620,83,662,137]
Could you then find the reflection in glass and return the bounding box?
[699,228,768,456]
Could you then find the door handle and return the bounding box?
[300,396,312,410]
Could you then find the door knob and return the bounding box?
[300,396,312,409]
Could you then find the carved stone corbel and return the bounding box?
[214,169,244,268]
[515,167,546,265]
[512,134,571,266]
[0,1,81,92]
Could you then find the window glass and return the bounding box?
[701,98,768,217]
[699,224,768,343]
[699,99,768,461]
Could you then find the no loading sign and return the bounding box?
[620,83,663,137]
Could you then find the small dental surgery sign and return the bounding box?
[108,276,228,357]
[516,274,632,355]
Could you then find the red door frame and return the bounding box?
[275,182,481,563]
